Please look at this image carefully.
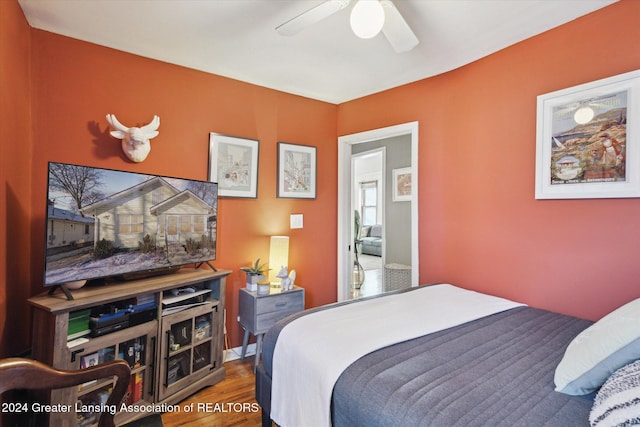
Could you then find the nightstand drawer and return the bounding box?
[256,291,303,315]
[238,287,305,333]
[255,308,300,332]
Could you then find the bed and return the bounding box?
[255,284,640,427]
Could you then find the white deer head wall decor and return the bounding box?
[106,114,160,162]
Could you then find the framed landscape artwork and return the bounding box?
[535,69,640,199]
[277,142,317,199]
[209,133,259,198]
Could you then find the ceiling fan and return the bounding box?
[276,0,419,53]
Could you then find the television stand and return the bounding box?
[47,284,74,301]
[29,268,230,426]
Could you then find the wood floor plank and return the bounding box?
[161,358,264,427]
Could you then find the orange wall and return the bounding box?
[338,0,640,321]
[28,32,338,351]
[0,0,33,357]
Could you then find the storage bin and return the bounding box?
[384,263,411,291]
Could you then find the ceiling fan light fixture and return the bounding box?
[350,0,385,39]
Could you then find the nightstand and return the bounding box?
[238,286,304,371]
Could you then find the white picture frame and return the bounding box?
[209,133,259,198]
[392,167,412,202]
[535,69,640,199]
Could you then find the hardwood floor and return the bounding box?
[161,358,264,427]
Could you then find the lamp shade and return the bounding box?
[350,0,385,39]
[268,236,289,284]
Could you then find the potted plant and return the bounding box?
[353,210,365,290]
[240,258,270,293]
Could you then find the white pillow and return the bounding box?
[590,359,640,426]
[554,297,640,395]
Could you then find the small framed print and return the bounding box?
[535,69,640,199]
[392,167,412,202]
[277,142,317,199]
[80,352,99,369]
[209,133,259,198]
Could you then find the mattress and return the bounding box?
[258,290,594,426]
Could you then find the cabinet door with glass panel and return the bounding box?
[68,320,157,427]
[158,302,217,401]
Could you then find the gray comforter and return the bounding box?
[259,293,594,426]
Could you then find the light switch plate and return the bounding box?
[290,214,303,229]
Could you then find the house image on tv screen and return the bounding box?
[81,176,217,262]
[46,202,95,251]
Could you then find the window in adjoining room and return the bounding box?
[360,181,378,226]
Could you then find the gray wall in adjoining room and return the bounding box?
[352,134,412,266]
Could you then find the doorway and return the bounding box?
[337,122,419,302]
[352,148,385,297]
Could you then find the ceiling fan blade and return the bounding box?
[276,0,351,36]
[380,0,419,53]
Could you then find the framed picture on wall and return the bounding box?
[277,142,317,199]
[535,69,640,199]
[392,167,412,202]
[209,133,259,198]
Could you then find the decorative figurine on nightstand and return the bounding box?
[277,267,296,291]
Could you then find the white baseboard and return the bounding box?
[224,343,255,363]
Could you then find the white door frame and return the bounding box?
[337,121,419,301]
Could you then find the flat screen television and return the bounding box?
[44,162,218,288]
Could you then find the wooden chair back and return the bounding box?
[0,357,131,427]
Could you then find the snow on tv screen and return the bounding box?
[44,162,218,286]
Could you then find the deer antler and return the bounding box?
[140,115,160,134]
[105,114,129,138]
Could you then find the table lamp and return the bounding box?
[268,236,289,286]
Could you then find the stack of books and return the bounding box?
[67,309,91,340]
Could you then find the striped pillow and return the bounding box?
[590,359,640,427]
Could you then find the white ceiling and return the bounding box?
[18,0,617,104]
